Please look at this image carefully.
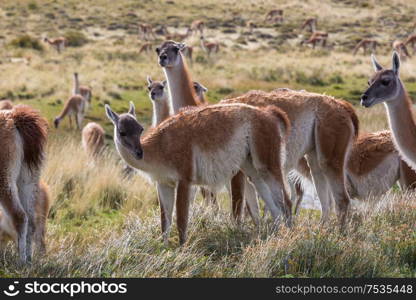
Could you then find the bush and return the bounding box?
[10,34,43,51]
[64,31,88,47]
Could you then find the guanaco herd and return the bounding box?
[2,11,416,265]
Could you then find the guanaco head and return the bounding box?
[361,52,401,108]
[156,40,186,68]
[147,76,167,101]
[193,81,208,102]
[105,102,144,160]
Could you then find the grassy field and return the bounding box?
[0,0,415,277]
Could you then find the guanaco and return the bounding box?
[0,181,50,254]
[200,36,220,57]
[73,73,92,106]
[106,102,291,245]
[156,40,269,223]
[392,40,410,59]
[82,122,105,157]
[193,82,208,104]
[300,31,328,49]
[222,88,359,226]
[404,34,416,53]
[301,17,317,32]
[43,37,66,53]
[139,42,153,55]
[147,76,170,127]
[0,105,48,263]
[293,131,416,213]
[138,23,156,40]
[353,39,378,55]
[265,9,283,24]
[362,52,416,171]
[190,20,204,36]
[54,95,86,129]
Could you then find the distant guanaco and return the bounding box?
[301,17,317,32]
[404,34,416,53]
[139,42,153,55]
[393,40,410,59]
[265,9,283,23]
[353,39,379,55]
[138,23,156,40]
[43,37,67,53]
[300,32,328,49]
[200,36,220,56]
[73,73,92,106]
[190,20,205,36]
[54,95,86,129]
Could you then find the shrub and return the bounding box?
[10,34,43,51]
[64,31,88,47]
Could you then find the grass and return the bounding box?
[0,0,415,277]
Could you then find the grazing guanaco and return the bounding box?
[0,99,13,110]
[392,40,410,59]
[190,20,205,36]
[0,181,50,254]
[43,37,66,53]
[138,23,156,40]
[404,34,416,53]
[82,122,105,157]
[106,102,291,245]
[73,73,92,105]
[222,88,359,225]
[293,131,416,213]
[200,36,220,57]
[0,105,48,263]
[301,17,317,32]
[54,95,86,130]
[362,52,416,171]
[265,9,283,24]
[300,32,328,49]
[139,42,153,55]
[353,39,378,55]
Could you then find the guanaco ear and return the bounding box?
[105,104,119,125]
[146,75,153,86]
[128,101,136,117]
[371,54,383,72]
[392,51,400,76]
[199,83,208,93]
[155,47,160,55]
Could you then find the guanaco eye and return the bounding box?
[381,79,390,86]
[119,131,126,137]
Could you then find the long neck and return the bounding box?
[385,80,416,170]
[152,96,170,126]
[73,75,80,95]
[114,130,163,176]
[163,55,199,113]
